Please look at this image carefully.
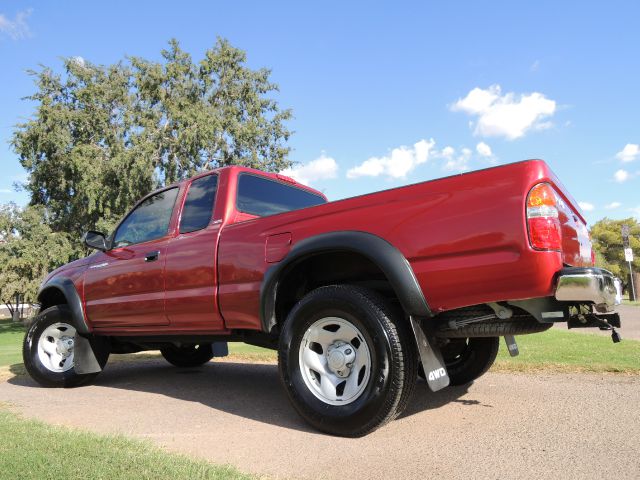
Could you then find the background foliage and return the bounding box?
[2,38,293,305]
[0,204,74,306]
[590,217,640,283]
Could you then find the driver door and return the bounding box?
[84,187,179,329]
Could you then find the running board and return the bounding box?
[410,316,450,392]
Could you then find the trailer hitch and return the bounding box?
[567,312,622,343]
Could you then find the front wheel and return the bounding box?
[23,305,110,388]
[278,285,417,437]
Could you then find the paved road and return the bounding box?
[554,304,640,340]
[1,359,639,480]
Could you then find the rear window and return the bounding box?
[236,173,326,217]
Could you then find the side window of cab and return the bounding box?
[179,174,218,234]
[112,188,179,248]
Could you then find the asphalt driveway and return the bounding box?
[1,358,638,480]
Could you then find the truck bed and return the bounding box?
[216,160,592,329]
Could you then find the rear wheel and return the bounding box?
[278,285,417,437]
[441,337,499,385]
[160,344,214,367]
[23,305,110,388]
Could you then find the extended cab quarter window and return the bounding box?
[113,187,178,248]
[237,173,326,217]
[180,174,218,234]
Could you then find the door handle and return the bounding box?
[144,250,160,262]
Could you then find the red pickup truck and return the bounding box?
[24,160,622,436]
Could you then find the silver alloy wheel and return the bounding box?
[298,317,372,405]
[37,322,76,373]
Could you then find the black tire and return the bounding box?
[160,344,214,368]
[23,305,110,388]
[278,285,417,437]
[441,337,499,386]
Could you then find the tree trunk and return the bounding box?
[630,272,640,302]
[11,293,22,322]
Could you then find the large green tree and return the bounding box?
[590,217,640,279]
[3,38,293,309]
[12,38,293,240]
[0,204,75,307]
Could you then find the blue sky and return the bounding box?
[1,1,639,225]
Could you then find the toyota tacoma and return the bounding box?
[24,159,622,436]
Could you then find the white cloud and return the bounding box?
[440,146,472,172]
[441,146,455,159]
[616,143,640,163]
[0,9,32,40]
[346,139,435,179]
[578,202,594,212]
[451,84,557,140]
[0,188,12,194]
[476,142,492,157]
[280,155,338,186]
[605,202,622,209]
[530,60,540,72]
[614,169,630,183]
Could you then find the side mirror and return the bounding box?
[82,231,108,251]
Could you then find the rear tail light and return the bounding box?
[526,183,562,251]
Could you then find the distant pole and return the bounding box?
[622,224,635,301]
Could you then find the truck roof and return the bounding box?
[161,165,327,201]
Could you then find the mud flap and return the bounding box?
[73,335,102,374]
[410,316,450,392]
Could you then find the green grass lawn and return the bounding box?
[494,328,640,374]
[621,293,640,306]
[622,299,640,306]
[0,409,251,480]
[0,319,25,367]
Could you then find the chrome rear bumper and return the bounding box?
[555,267,621,312]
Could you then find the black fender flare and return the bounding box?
[37,277,91,334]
[260,231,432,332]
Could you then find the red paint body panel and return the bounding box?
[164,222,224,329]
[265,232,292,263]
[43,160,591,336]
[84,237,171,327]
